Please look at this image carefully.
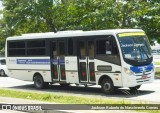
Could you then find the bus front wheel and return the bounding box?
[101,78,115,95]
[34,75,48,89]
[0,70,6,77]
[129,85,141,91]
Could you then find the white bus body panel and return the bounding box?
[7,57,52,82]
[5,29,154,89]
[121,62,154,88]
[94,59,123,87]
[65,57,79,83]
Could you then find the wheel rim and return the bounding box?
[36,77,42,87]
[0,70,5,76]
[103,82,111,91]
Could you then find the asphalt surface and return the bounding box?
[0,77,160,104]
[1,77,160,113]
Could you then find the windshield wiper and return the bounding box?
[138,45,149,59]
[132,38,139,61]
[132,37,150,61]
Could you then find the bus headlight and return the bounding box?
[124,67,134,75]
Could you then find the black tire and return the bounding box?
[101,78,115,95]
[34,75,48,89]
[0,70,5,77]
[136,85,141,89]
[130,85,141,91]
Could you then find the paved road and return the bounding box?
[0,77,160,104]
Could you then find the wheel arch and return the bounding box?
[33,72,49,89]
[98,75,113,85]
[0,69,5,72]
[0,69,6,76]
[33,72,43,81]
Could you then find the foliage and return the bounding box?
[0,89,128,104]
[0,0,160,55]
[155,67,160,77]
[0,89,160,113]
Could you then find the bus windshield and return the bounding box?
[117,32,152,66]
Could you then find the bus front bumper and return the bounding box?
[122,72,154,88]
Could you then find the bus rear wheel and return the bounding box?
[101,78,115,95]
[34,75,48,89]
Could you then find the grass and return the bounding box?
[155,62,160,65]
[155,67,160,77]
[0,89,127,104]
[0,89,160,113]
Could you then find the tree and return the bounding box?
[0,0,160,55]
[138,0,160,44]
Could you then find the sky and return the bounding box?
[0,1,3,19]
[0,1,2,7]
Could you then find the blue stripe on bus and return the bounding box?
[52,59,58,65]
[130,63,153,73]
[17,59,50,65]
[59,59,65,65]
[17,59,65,65]
[52,59,65,65]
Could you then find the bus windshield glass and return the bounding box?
[117,32,152,65]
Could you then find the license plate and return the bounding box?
[142,75,147,79]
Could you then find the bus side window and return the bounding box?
[79,41,86,59]
[8,41,26,56]
[59,42,65,57]
[88,41,94,59]
[105,40,112,55]
[96,39,111,55]
[111,39,119,55]
[52,43,57,57]
[96,35,120,65]
[68,38,73,55]
[27,40,46,56]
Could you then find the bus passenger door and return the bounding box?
[58,41,66,81]
[50,41,66,81]
[78,40,95,83]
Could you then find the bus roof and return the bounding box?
[7,29,144,41]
